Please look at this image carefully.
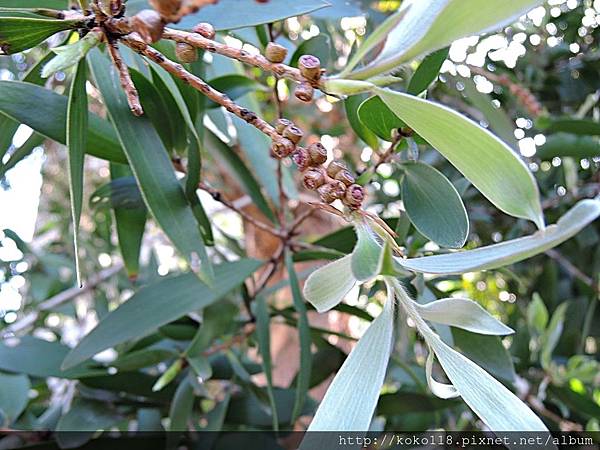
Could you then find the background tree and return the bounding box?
[0,0,599,447]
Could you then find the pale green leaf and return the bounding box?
[351,0,543,79]
[303,255,357,313]
[376,88,544,228]
[397,198,600,274]
[304,295,394,433]
[415,298,514,335]
[351,222,383,282]
[0,372,30,424]
[41,31,101,78]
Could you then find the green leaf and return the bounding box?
[0,17,77,54]
[351,222,384,282]
[66,59,87,288]
[168,376,195,431]
[112,348,175,371]
[303,294,394,434]
[415,298,513,335]
[127,0,330,31]
[303,255,357,313]
[352,0,543,79]
[407,47,449,95]
[539,117,600,136]
[400,161,469,248]
[42,31,101,78]
[0,336,105,379]
[109,164,147,281]
[153,359,183,392]
[62,259,262,370]
[290,34,331,68]
[452,329,516,382]
[0,133,45,180]
[0,81,126,164]
[536,133,600,160]
[206,75,268,108]
[56,399,118,449]
[357,96,405,141]
[527,293,549,336]
[89,49,213,284]
[285,251,312,423]
[254,296,279,431]
[397,198,600,274]
[540,302,569,369]
[0,1,67,7]
[0,372,29,424]
[344,94,379,149]
[375,88,544,228]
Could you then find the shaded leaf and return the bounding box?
[0,372,30,424]
[0,16,77,54]
[407,47,449,95]
[303,255,356,313]
[357,96,405,141]
[344,94,379,149]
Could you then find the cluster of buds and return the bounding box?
[270,119,365,209]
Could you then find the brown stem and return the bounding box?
[122,34,280,139]
[106,37,143,116]
[162,27,309,86]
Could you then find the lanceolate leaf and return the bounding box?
[375,88,544,228]
[0,17,78,54]
[304,294,394,434]
[285,251,312,423]
[303,255,356,313]
[400,161,469,249]
[62,259,262,370]
[110,164,147,281]
[357,96,405,141]
[407,47,449,95]
[351,0,543,79]
[66,59,87,288]
[0,81,126,163]
[344,94,379,149]
[0,372,30,424]
[398,198,600,274]
[415,298,514,335]
[42,31,101,78]
[89,49,213,284]
[351,222,384,282]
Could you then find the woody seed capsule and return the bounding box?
[335,169,355,186]
[318,181,346,203]
[326,160,346,178]
[149,0,181,18]
[292,147,310,171]
[298,54,321,81]
[265,42,288,63]
[192,22,216,39]
[344,184,365,208]
[271,138,295,159]
[294,82,314,102]
[303,168,326,190]
[307,142,327,165]
[283,125,303,145]
[275,118,293,134]
[131,10,164,43]
[175,42,198,63]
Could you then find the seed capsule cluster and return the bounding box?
[271,119,365,209]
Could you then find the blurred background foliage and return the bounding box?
[0,0,599,446]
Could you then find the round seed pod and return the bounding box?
[343,184,365,208]
[303,168,326,190]
[283,125,303,145]
[175,42,198,63]
[271,138,295,159]
[292,147,310,171]
[298,54,321,81]
[149,0,181,18]
[307,142,327,166]
[265,42,288,63]
[335,169,355,186]
[294,82,314,102]
[326,160,346,178]
[318,181,346,203]
[192,22,216,39]
[131,10,164,43]
[275,118,293,134]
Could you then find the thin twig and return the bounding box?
[106,36,143,116]
[254,244,285,297]
[198,182,284,238]
[162,27,308,85]
[545,249,594,287]
[122,34,280,139]
[3,263,123,337]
